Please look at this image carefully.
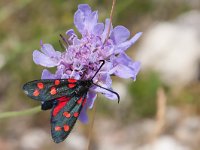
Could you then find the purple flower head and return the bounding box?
[33,4,142,123]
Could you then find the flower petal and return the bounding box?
[41,44,61,58]
[78,4,92,15]
[114,53,141,80]
[41,69,56,79]
[79,105,88,124]
[85,11,98,33]
[100,61,113,74]
[75,4,92,28]
[101,19,113,43]
[41,68,64,79]
[109,64,135,78]
[115,32,142,53]
[93,23,104,35]
[92,73,118,100]
[114,52,134,66]
[33,50,59,67]
[33,44,61,67]
[66,29,75,36]
[74,10,85,33]
[109,55,141,80]
[131,61,141,81]
[87,91,97,109]
[66,29,78,43]
[74,4,98,35]
[93,85,118,100]
[104,91,119,100]
[110,26,130,45]
[93,73,112,88]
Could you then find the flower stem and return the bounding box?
[87,101,97,150]
[0,106,41,119]
[104,0,116,45]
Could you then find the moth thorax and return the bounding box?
[75,80,92,95]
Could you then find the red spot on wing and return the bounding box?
[52,97,70,117]
[63,112,71,118]
[68,78,77,83]
[73,112,79,118]
[55,126,62,131]
[57,96,70,101]
[77,97,83,104]
[50,87,57,95]
[68,83,76,88]
[37,82,44,89]
[55,80,60,85]
[33,89,39,96]
[82,98,86,106]
[63,125,70,132]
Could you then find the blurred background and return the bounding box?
[0,0,200,150]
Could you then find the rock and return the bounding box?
[175,117,200,148]
[165,106,182,128]
[137,136,190,150]
[65,132,87,150]
[20,128,49,150]
[136,11,200,87]
[96,118,156,150]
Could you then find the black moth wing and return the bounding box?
[51,93,87,143]
[22,79,78,101]
[23,78,93,143]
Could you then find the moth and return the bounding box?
[23,60,119,143]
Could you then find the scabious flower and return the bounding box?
[33,4,142,123]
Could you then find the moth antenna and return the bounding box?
[91,59,120,103]
[92,83,120,103]
[91,60,105,80]
[103,0,116,45]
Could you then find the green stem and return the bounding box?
[0,106,41,119]
[87,101,96,150]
